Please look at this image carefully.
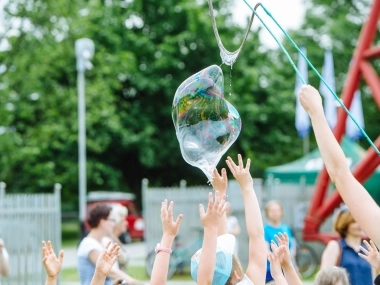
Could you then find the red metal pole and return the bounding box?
[303,0,380,241]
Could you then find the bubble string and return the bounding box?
[242,0,380,155]
[207,0,259,66]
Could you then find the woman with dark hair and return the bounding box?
[77,203,138,285]
[320,208,373,285]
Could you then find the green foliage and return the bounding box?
[0,0,378,209]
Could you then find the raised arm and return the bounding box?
[299,84,380,246]
[42,241,64,285]
[268,241,288,285]
[150,199,183,285]
[212,168,228,236]
[226,154,266,285]
[90,242,120,285]
[274,233,303,285]
[0,239,9,277]
[197,191,227,285]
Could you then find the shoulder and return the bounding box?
[324,240,341,254]
[77,237,103,256]
[1,248,9,259]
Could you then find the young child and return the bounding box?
[264,200,295,283]
[191,154,268,285]
[314,267,349,285]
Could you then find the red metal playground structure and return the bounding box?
[303,0,380,244]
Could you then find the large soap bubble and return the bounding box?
[172,65,242,182]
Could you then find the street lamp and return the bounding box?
[75,38,95,238]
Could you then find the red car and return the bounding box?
[86,191,145,241]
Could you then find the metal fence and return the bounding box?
[142,178,263,268]
[0,182,61,285]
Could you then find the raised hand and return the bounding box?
[226,154,253,190]
[199,191,227,230]
[161,199,183,238]
[274,232,292,267]
[359,240,380,271]
[42,241,64,280]
[211,168,228,194]
[268,242,287,285]
[94,241,120,277]
[298,84,323,115]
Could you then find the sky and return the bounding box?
[231,0,306,48]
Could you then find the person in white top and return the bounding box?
[77,203,139,285]
[0,238,9,278]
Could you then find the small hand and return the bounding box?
[199,191,227,230]
[161,200,183,238]
[42,241,64,279]
[268,241,286,279]
[226,154,253,189]
[212,168,228,194]
[359,240,380,271]
[95,241,120,276]
[298,84,323,115]
[274,232,292,267]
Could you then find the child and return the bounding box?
[191,155,268,285]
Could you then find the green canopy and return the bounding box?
[265,137,380,203]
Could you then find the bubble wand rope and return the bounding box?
[242,0,380,155]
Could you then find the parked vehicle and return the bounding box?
[85,191,145,241]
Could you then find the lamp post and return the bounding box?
[75,38,94,238]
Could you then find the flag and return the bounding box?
[319,49,337,129]
[346,89,364,141]
[295,46,310,138]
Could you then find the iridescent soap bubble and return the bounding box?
[172,65,242,182]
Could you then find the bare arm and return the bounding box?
[320,240,340,269]
[0,239,9,277]
[226,155,266,285]
[150,200,183,285]
[212,168,228,236]
[299,84,380,246]
[268,242,289,285]
[197,191,227,285]
[273,233,303,285]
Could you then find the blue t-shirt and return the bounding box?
[339,238,372,285]
[264,224,294,283]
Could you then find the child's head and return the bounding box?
[314,267,349,285]
[265,200,283,223]
[191,234,244,285]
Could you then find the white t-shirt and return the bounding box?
[227,216,239,233]
[237,274,254,285]
[77,237,117,285]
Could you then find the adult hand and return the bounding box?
[298,84,323,115]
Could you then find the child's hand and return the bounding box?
[359,240,380,271]
[274,232,292,267]
[199,191,227,230]
[161,200,183,238]
[95,241,120,276]
[212,168,228,194]
[298,84,323,115]
[268,241,286,280]
[42,241,64,280]
[226,154,253,189]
